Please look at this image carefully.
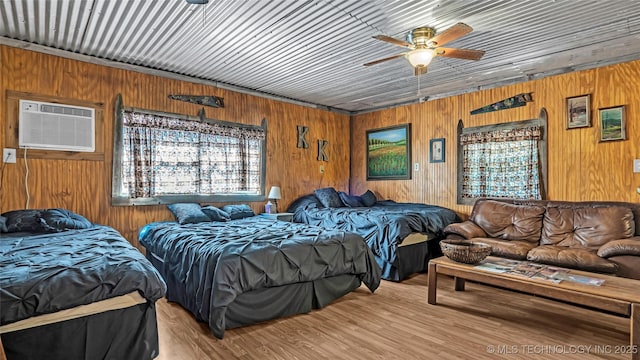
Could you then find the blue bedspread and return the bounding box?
[139,217,380,338]
[290,200,460,267]
[0,226,167,326]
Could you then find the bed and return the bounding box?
[138,203,381,339]
[288,188,461,281]
[0,209,167,360]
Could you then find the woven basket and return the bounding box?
[440,239,491,264]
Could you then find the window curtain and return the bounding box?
[121,111,264,199]
[460,126,541,200]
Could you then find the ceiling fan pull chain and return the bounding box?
[417,74,421,97]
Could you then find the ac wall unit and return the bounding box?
[19,99,95,152]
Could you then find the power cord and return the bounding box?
[23,148,30,209]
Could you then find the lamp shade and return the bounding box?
[268,186,282,200]
[406,49,436,67]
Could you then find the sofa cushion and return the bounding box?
[471,200,545,243]
[472,238,537,260]
[541,206,634,248]
[527,246,618,274]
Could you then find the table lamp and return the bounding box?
[268,186,282,213]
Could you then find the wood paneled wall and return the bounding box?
[351,60,640,219]
[0,46,350,246]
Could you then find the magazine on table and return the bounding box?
[474,259,603,286]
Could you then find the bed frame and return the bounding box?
[1,300,159,360]
[379,233,444,282]
[146,251,361,333]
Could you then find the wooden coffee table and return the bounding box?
[428,256,639,359]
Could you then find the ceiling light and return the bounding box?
[406,49,436,67]
[186,0,209,4]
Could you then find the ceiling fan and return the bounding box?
[364,22,485,76]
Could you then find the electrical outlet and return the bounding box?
[634,159,640,173]
[414,162,419,171]
[319,165,325,174]
[3,148,16,163]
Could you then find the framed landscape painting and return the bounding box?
[599,105,626,142]
[366,124,411,180]
[566,94,590,129]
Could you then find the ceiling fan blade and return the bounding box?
[363,53,406,67]
[436,47,485,61]
[414,65,428,76]
[373,35,412,48]
[428,22,473,47]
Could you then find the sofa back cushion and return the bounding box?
[471,200,545,243]
[541,206,635,248]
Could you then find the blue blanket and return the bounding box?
[139,217,380,338]
[0,226,166,325]
[290,200,460,267]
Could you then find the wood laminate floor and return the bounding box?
[156,273,630,359]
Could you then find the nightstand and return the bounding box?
[260,212,294,222]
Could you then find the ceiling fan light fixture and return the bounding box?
[406,48,436,67]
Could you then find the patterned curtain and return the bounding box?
[460,126,541,200]
[121,111,264,199]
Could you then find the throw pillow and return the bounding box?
[167,203,211,224]
[339,192,364,207]
[287,194,323,212]
[314,187,344,208]
[1,209,47,233]
[40,208,93,232]
[201,205,231,222]
[221,204,255,220]
[360,190,377,207]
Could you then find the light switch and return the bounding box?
[634,159,640,173]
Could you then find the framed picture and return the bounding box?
[429,138,445,163]
[599,105,626,142]
[566,94,591,129]
[366,124,411,180]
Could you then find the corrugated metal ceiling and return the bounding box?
[2,0,640,113]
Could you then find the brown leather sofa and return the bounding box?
[444,198,640,280]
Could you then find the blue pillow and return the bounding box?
[167,203,210,224]
[221,204,255,220]
[339,192,364,207]
[1,209,47,233]
[360,190,377,207]
[201,205,231,222]
[287,194,323,212]
[41,208,93,232]
[314,187,345,208]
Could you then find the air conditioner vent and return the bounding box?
[19,100,95,152]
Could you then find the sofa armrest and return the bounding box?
[443,221,487,240]
[597,237,640,258]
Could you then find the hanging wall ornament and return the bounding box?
[471,93,533,115]
[297,126,309,148]
[317,140,328,161]
[168,94,224,108]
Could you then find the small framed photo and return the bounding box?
[599,105,626,142]
[429,138,445,163]
[566,94,591,129]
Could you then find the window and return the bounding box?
[112,98,266,206]
[456,110,547,205]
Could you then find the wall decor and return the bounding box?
[429,138,445,163]
[168,94,224,108]
[566,94,591,129]
[366,124,411,180]
[470,93,533,115]
[599,105,626,142]
[317,140,328,161]
[297,125,309,148]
